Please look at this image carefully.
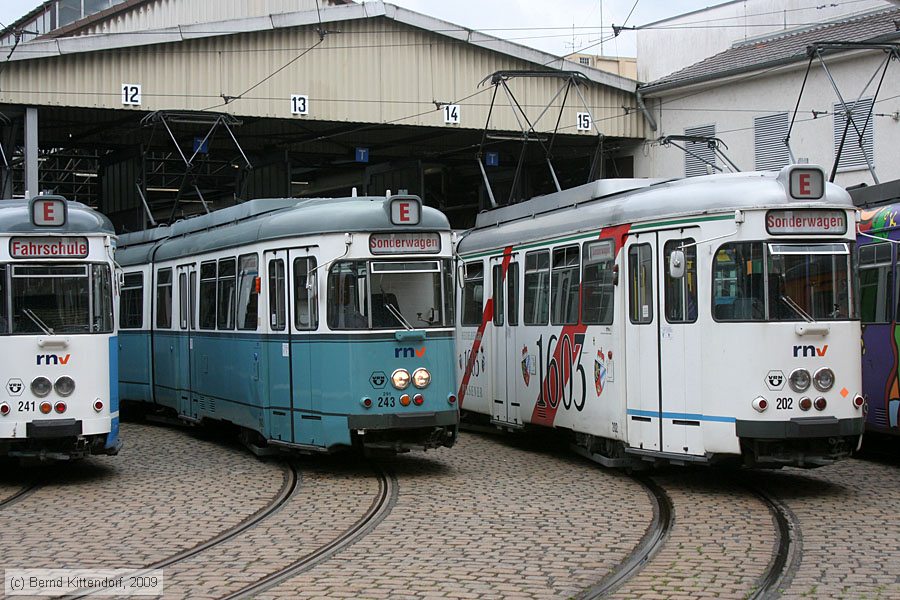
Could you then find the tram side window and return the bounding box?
[508,262,519,326]
[293,257,318,330]
[178,273,188,330]
[199,261,217,330]
[582,240,615,325]
[524,251,550,326]
[859,243,892,323]
[712,243,765,321]
[217,258,237,330]
[121,273,144,329]
[268,259,286,331]
[628,244,653,324]
[0,265,7,333]
[237,254,259,331]
[664,239,698,323]
[551,245,580,325]
[327,261,369,329]
[492,265,504,326]
[461,261,484,327]
[156,268,173,329]
[91,264,114,333]
[443,259,455,326]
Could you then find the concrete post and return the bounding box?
[25,107,38,197]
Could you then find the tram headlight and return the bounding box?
[31,377,52,397]
[789,369,811,392]
[813,368,834,392]
[54,376,75,397]
[391,369,411,390]
[412,368,431,389]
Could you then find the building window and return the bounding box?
[754,113,790,171]
[834,98,875,170]
[579,56,590,66]
[684,124,716,177]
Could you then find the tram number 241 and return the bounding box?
[776,397,794,410]
[536,333,587,412]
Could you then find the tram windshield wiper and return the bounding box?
[22,309,55,335]
[385,301,413,331]
[780,294,814,323]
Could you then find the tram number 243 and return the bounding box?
[536,333,587,412]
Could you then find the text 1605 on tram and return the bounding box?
[116,194,458,454]
[456,165,863,468]
[0,196,120,460]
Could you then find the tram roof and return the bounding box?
[117,195,450,265]
[458,168,854,255]
[0,199,115,235]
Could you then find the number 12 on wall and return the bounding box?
[122,84,142,106]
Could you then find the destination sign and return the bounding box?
[765,210,846,235]
[10,237,89,258]
[369,233,441,255]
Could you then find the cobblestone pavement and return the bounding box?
[2,422,899,600]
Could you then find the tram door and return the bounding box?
[264,250,295,443]
[489,257,517,425]
[624,237,661,452]
[657,231,703,456]
[174,264,195,419]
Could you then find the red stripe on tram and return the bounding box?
[458,246,513,407]
[530,224,631,427]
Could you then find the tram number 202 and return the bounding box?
[776,397,794,410]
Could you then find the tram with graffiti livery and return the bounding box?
[850,181,900,437]
[0,196,121,460]
[456,165,864,468]
[116,194,458,454]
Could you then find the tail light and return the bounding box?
[399,394,411,407]
[752,396,768,413]
[799,397,812,411]
[814,397,827,411]
[852,395,865,409]
[39,402,52,415]
[0,403,9,416]
[360,397,372,409]
[54,401,66,414]
[448,394,457,405]
[413,394,424,406]
[94,400,104,412]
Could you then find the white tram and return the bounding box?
[0,196,121,460]
[456,165,864,468]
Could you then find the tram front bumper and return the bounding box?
[735,416,864,439]
[348,409,458,430]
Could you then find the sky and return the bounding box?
[0,0,718,57]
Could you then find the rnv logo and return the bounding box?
[36,354,71,365]
[792,344,827,358]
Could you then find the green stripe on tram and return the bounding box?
[459,213,735,260]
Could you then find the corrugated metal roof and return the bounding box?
[640,8,900,95]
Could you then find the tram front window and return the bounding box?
[9,264,114,334]
[327,259,452,330]
[713,242,855,322]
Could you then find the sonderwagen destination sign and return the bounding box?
[9,237,90,258]
[369,232,441,254]
[765,209,847,235]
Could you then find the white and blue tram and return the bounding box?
[456,165,864,468]
[0,196,121,459]
[116,194,458,453]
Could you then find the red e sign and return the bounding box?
[390,197,420,225]
[30,197,67,227]
[789,168,823,199]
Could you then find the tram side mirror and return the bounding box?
[669,250,686,279]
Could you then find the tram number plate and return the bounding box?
[377,397,396,408]
[18,401,36,412]
[776,397,793,410]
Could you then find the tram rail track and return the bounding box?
[745,482,801,600]
[578,474,674,599]
[65,462,299,600]
[220,463,398,600]
[0,481,42,510]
